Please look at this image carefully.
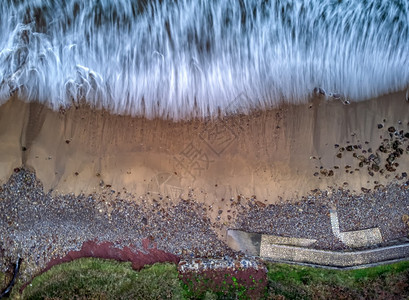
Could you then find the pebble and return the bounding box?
[2,127,409,284]
[0,170,232,281]
[235,182,409,251]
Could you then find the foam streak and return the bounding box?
[0,0,408,119]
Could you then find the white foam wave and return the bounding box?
[0,0,408,119]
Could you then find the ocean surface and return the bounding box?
[0,0,408,119]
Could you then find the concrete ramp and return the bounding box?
[226,230,261,255]
[227,229,409,268]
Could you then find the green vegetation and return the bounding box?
[266,261,409,299]
[1,269,18,299]
[22,258,183,299]
[181,273,259,299]
[0,271,6,291]
[3,258,408,299]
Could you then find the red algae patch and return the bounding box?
[45,239,180,272]
[20,239,179,292]
[178,257,267,299]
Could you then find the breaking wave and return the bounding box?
[0,0,409,119]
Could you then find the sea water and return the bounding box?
[0,0,408,119]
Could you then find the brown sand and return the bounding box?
[0,92,408,228]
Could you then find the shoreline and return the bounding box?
[1,91,408,202]
[0,169,408,285]
[1,91,409,283]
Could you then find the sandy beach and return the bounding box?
[1,91,409,202]
[1,92,409,282]
[1,92,409,235]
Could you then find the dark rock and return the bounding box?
[372,164,380,172]
[385,164,396,172]
[320,169,328,176]
[313,87,326,96]
[255,201,266,208]
[377,124,383,129]
[392,140,400,150]
[336,153,342,158]
[388,126,396,133]
[386,154,396,164]
[346,145,353,151]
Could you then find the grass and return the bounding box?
[0,271,6,291]
[22,258,183,299]
[180,272,262,300]
[0,271,4,284]
[2,258,407,299]
[266,261,409,299]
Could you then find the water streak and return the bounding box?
[0,0,408,119]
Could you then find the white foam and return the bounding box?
[0,0,408,119]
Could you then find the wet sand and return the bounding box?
[1,92,409,203]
